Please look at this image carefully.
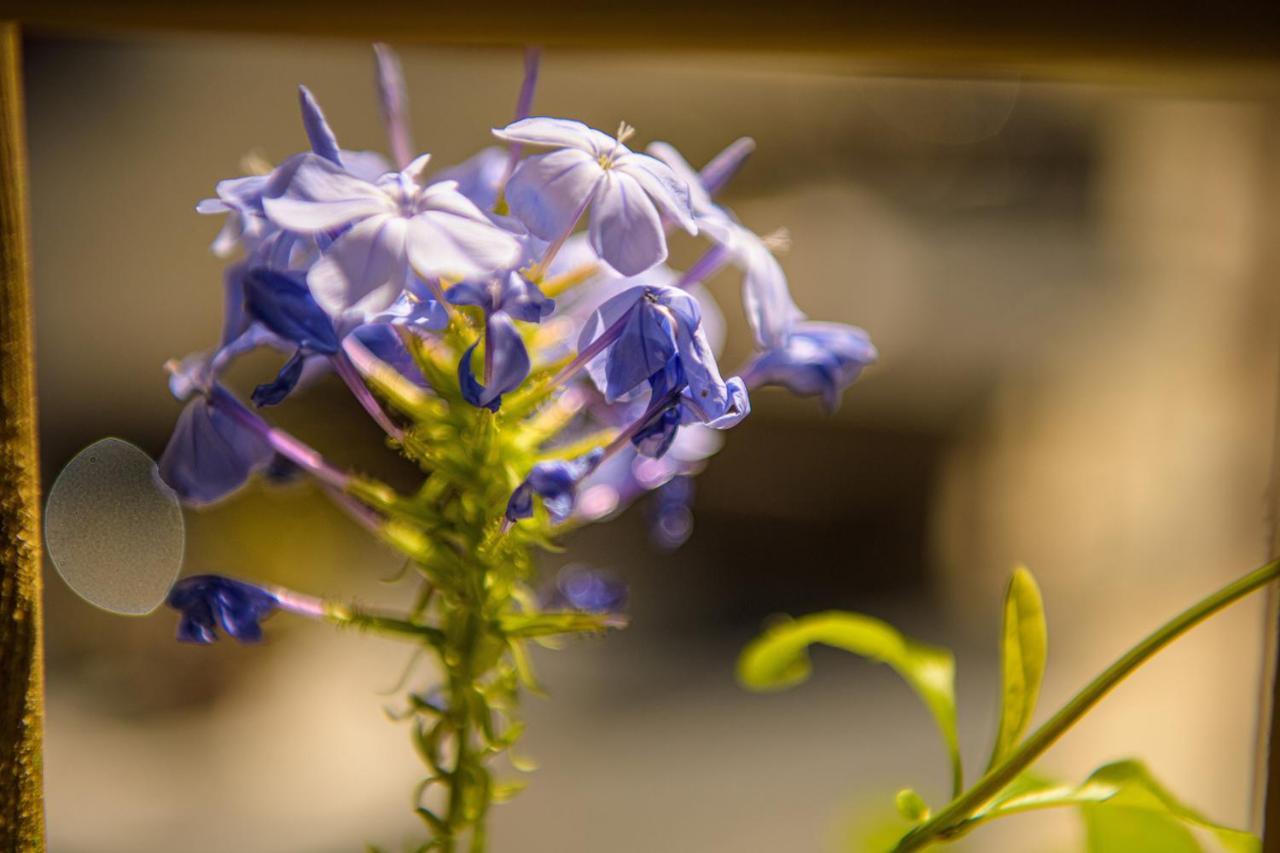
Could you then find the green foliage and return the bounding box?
[1081,761,1259,853]
[739,564,1270,853]
[987,566,1047,771]
[336,312,626,852]
[737,611,963,796]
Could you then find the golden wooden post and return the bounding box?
[0,21,44,853]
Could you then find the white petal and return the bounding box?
[405,206,522,280]
[504,149,603,242]
[307,214,408,319]
[588,172,666,277]
[616,153,698,235]
[739,233,804,348]
[644,142,713,219]
[263,153,395,233]
[492,117,616,158]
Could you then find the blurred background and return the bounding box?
[22,33,1280,852]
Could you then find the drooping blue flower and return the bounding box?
[576,284,738,422]
[242,267,341,355]
[457,313,530,412]
[450,273,553,411]
[263,152,523,322]
[239,267,342,406]
[648,140,803,349]
[542,565,628,614]
[167,575,280,644]
[494,118,697,276]
[742,321,877,411]
[506,448,604,525]
[157,396,274,506]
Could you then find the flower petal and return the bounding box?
[157,398,274,506]
[457,312,530,411]
[589,172,667,277]
[432,147,507,211]
[739,233,804,348]
[251,350,308,407]
[242,267,341,354]
[405,191,523,280]
[307,214,410,320]
[504,148,602,242]
[263,153,394,233]
[298,85,342,165]
[492,117,616,157]
[615,152,697,235]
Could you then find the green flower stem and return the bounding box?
[893,558,1280,852]
[443,608,482,853]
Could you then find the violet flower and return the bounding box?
[168,575,281,644]
[575,284,738,421]
[505,448,604,525]
[741,321,878,412]
[262,152,522,322]
[494,118,697,276]
[157,396,275,506]
[450,273,553,410]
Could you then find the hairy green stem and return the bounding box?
[893,558,1280,852]
[443,608,481,853]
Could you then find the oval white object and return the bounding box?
[45,438,185,615]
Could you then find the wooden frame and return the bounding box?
[2,6,1278,851]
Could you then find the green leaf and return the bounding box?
[986,566,1048,770]
[1082,760,1259,853]
[962,770,1118,831]
[496,611,627,638]
[737,611,962,795]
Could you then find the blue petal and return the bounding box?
[251,350,308,407]
[157,398,274,506]
[352,324,428,388]
[605,293,677,402]
[243,268,341,355]
[746,322,876,412]
[446,280,497,314]
[632,405,681,459]
[457,312,530,411]
[298,85,343,165]
[506,448,604,524]
[168,575,279,644]
[498,273,554,324]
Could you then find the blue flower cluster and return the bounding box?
[160,44,877,541]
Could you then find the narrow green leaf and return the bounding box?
[964,771,1118,829]
[986,566,1048,770]
[497,611,627,638]
[1083,760,1259,853]
[737,611,962,795]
